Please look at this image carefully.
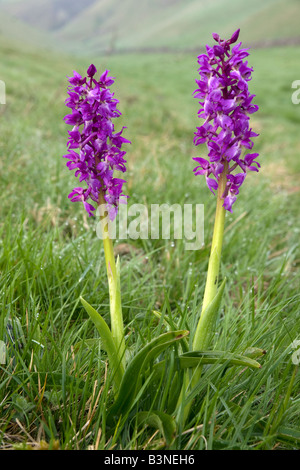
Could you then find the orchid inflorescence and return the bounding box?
[63,64,130,220]
[193,28,260,212]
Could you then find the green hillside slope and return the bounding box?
[0,0,299,54]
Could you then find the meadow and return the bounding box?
[0,39,299,449]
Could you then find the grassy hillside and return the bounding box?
[0,0,300,54]
[0,10,57,50]
[0,0,96,31]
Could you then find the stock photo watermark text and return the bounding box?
[291,80,300,104]
[96,202,204,250]
[0,80,5,104]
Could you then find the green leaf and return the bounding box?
[243,347,266,359]
[167,370,183,414]
[106,330,189,426]
[193,278,226,351]
[80,296,124,389]
[144,359,186,414]
[179,350,262,370]
[152,310,189,352]
[136,410,176,446]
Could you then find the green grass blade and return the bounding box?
[277,426,300,444]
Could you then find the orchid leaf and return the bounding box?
[179,350,262,370]
[243,347,266,359]
[152,310,189,352]
[142,354,183,414]
[80,296,124,389]
[136,410,176,446]
[106,330,189,426]
[192,277,226,351]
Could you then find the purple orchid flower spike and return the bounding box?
[63,64,130,219]
[193,29,259,212]
[63,65,130,380]
[182,30,263,423]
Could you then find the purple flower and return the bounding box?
[63,64,130,218]
[193,29,259,212]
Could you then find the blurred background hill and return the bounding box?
[0,0,299,55]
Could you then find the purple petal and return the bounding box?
[87,64,97,78]
[229,29,240,44]
[223,194,237,212]
[206,176,219,195]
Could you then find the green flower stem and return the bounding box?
[98,190,126,370]
[193,162,228,351]
[179,164,228,424]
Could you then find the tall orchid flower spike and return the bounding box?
[64,64,130,220]
[176,30,261,425]
[172,31,262,424]
[63,64,131,383]
[192,29,260,352]
[193,28,259,213]
[63,66,189,431]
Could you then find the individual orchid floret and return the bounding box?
[193,29,259,212]
[63,64,130,219]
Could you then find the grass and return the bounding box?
[0,38,299,450]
